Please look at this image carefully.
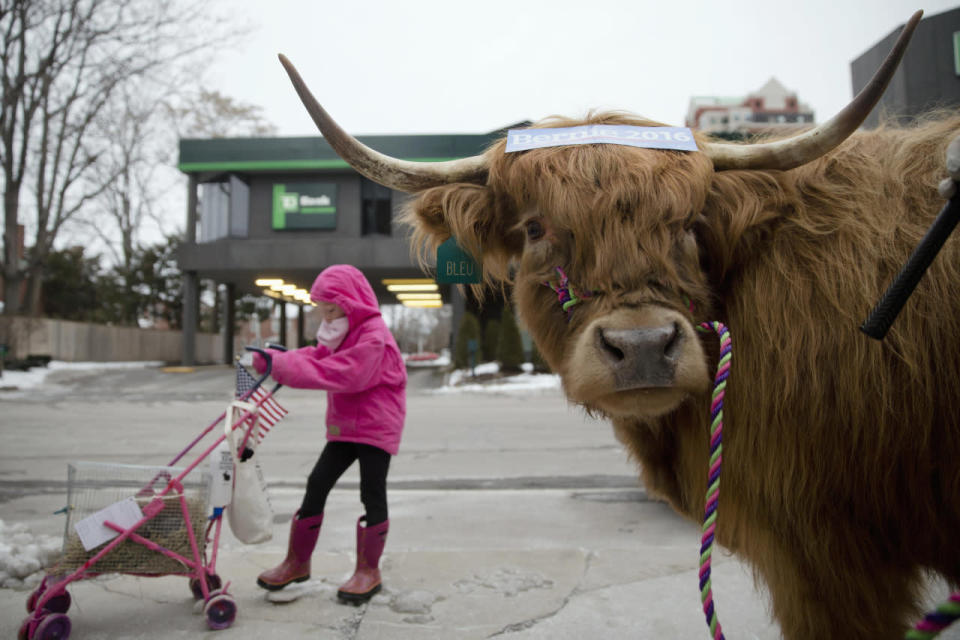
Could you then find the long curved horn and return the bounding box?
[278,54,489,193]
[704,10,922,171]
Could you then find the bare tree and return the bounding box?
[170,89,279,139]
[82,83,166,273]
[0,0,243,315]
[385,304,446,353]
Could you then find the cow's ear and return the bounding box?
[698,172,782,283]
[401,183,519,285]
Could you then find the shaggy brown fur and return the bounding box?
[402,110,960,639]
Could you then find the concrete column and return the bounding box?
[297,305,305,347]
[450,284,465,354]
[181,175,200,366]
[278,300,288,348]
[223,282,236,363]
[182,270,198,365]
[186,175,198,243]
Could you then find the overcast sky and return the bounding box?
[204,0,958,138]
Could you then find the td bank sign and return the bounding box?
[272,182,338,230]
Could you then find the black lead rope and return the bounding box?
[860,192,960,340]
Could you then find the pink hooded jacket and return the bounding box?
[265,265,407,455]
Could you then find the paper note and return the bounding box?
[74,496,145,551]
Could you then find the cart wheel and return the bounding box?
[189,573,222,600]
[204,593,237,630]
[33,612,70,640]
[44,591,71,614]
[26,576,48,612]
[28,586,70,614]
[18,617,31,640]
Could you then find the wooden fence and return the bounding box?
[0,316,219,364]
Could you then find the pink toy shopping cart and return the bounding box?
[18,347,287,640]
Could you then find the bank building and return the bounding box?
[176,128,516,364]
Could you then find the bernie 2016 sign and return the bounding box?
[505,125,698,153]
[272,182,338,230]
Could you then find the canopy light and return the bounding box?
[262,288,315,306]
[387,284,438,292]
[279,284,297,293]
[255,278,284,286]
[402,300,443,308]
[395,293,442,301]
[382,278,435,286]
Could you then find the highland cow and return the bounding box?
[279,11,960,638]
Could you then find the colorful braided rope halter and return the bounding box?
[908,594,960,638]
[543,266,590,321]
[696,319,731,640]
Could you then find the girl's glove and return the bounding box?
[252,351,268,374]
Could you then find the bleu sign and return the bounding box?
[505,125,698,153]
[436,237,481,284]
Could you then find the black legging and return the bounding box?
[299,441,391,525]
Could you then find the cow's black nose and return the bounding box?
[597,324,682,388]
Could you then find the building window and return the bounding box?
[954,31,960,76]
[361,178,392,236]
[199,176,250,243]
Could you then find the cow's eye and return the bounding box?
[524,219,545,240]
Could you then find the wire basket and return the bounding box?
[56,461,212,575]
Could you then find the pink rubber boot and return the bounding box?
[337,516,388,604]
[256,511,323,590]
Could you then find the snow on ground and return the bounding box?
[0,520,61,591]
[0,362,161,591]
[0,360,163,390]
[436,362,561,395]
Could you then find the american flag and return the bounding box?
[235,361,288,443]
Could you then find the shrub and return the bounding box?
[482,318,500,364]
[530,340,551,373]
[454,312,482,369]
[496,306,525,374]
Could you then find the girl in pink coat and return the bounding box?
[253,264,407,604]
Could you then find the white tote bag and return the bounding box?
[225,401,273,544]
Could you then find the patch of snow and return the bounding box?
[0,360,163,390]
[390,589,440,614]
[0,367,50,390]
[439,362,560,395]
[0,520,61,590]
[48,360,164,371]
[265,578,334,603]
